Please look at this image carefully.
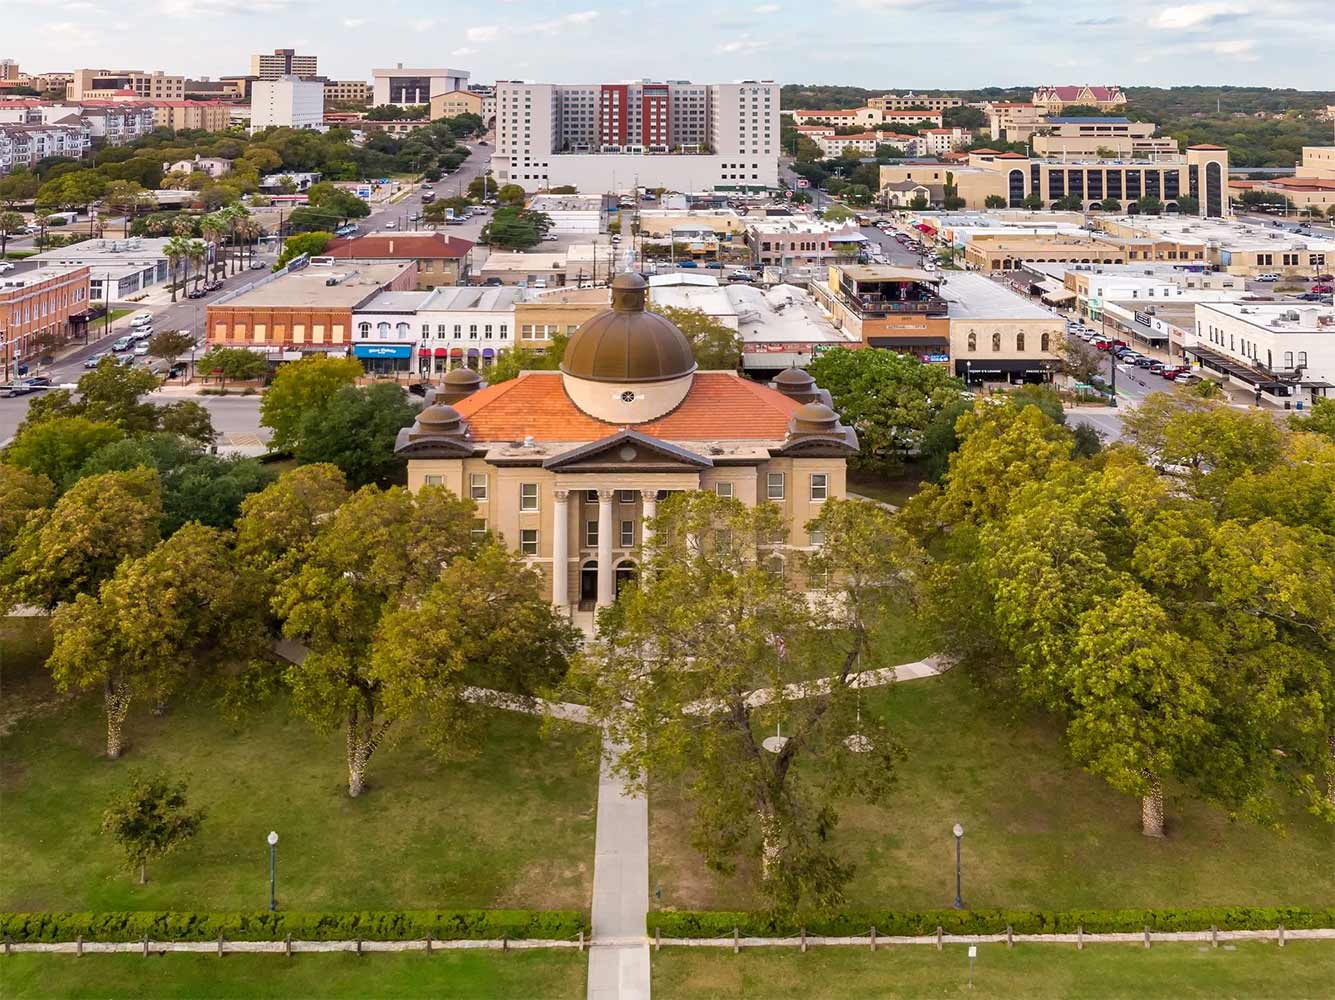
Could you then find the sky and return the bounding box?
[9,0,1335,90]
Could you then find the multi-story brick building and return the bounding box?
[323,232,475,289]
[868,92,963,112]
[251,49,318,81]
[150,100,233,133]
[68,69,185,101]
[492,79,779,193]
[206,262,417,358]
[324,80,371,105]
[0,264,92,380]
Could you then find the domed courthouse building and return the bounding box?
[395,273,857,614]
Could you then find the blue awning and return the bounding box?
[353,344,413,359]
[482,348,495,358]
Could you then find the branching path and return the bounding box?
[270,640,950,999]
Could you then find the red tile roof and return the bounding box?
[454,371,803,443]
[325,233,474,260]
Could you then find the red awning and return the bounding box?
[449,348,464,358]
[417,347,433,357]
[434,347,449,357]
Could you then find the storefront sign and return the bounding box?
[353,344,414,359]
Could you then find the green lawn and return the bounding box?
[650,668,1335,911]
[0,950,587,999]
[847,466,929,508]
[1,620,597,913]
[651,941,1335,1000]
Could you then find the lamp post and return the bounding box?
[267,831,279,912]
[952,823,965,909]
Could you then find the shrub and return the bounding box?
[646,906,1335,938]
[0,909,589,942]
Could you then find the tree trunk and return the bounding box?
[139,862,147,885]
[1327,733,1335,809]
[104,680,131,760]
[1141,772,1165,838]
[346,708,367,798]
[758,805,782,880]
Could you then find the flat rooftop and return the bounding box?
[0,263,88,288]
[216,263,411,308]
[28,237,171,263]
[1105,216,1335,252]
[939,272,1055,321]
[420,285,522,311]
[838,264,941,283]
[1198,301,1335,333]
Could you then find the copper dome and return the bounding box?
[790,401,840,435]
[561,273,697,384]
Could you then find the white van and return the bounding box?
[1254,273,1281,282]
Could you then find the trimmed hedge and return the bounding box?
[647,906,1335,938]
[0,910,588,943]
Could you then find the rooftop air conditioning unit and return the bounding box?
[1282,310,1300,322]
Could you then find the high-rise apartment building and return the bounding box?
[371,65,470,108]
[67,69,185,101]
[492,79,778,193]
[0,60,20,82]
[251,49,318,80]
[250,76,324,132]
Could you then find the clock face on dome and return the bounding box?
[620,390,637,403]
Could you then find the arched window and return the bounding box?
[967,331,977,352]
[1041,332,1050,352]
[376,322,390,336]
[1016,332,1025,352]
[395,322,410,337]
[358,322,370,336]
[991,331,1001,352]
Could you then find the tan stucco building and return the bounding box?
[429,90,483,121]
[396,273,856,614]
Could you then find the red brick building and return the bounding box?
[1,264,93,380]
[206,262,415,358]
[323,232,474,289]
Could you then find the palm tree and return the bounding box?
[200,213,225,281]
[164,235,192,304]
[186,239,207,294]
[236,217,264,268]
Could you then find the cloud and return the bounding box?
[157,0,303,14]
[41,19,100,44]
[1074,15,1120,25]
[1197,37,1258,57]
[1153,2,1247,29]
[451,47,478,56]
[341,16,366,28]
[525,10,600,34]
[753,2,781,10]
[466,24,499,42]
[714,37,770,53]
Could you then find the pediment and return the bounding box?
[542,429,713,472]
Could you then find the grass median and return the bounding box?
[651,940,1335,1000]
[0,950,587,1000]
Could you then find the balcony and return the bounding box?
[849,294,948,318]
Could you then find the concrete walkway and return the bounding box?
[587,736,651,1000]
[265,637,949,1000]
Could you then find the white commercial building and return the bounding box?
[27,237,172,299]
[352,285,521,375]
[490,80,779,194]
[250,76,324,132]
[526,194,608,233]
[647,276,854,371]
[1190,302,1335,407]
[372,66,470,108]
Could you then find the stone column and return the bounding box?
[596,489,615,608]
[551,489,569,609]
[640,489,658,555]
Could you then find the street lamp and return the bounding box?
[267,831,279,912]
[952,823,965,909]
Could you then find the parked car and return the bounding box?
[250,260,267,270]
[1254,273,1280,282]
[1,378,51,397]
[84,352,108,368]
[133,341,150,356]
[1175,372,1202,385]
[111,336,134,352]
[481,277,504,286]
[542,234,559,242]
[1311,283,1333,294]
[384,221,397,229]
[1161,367,1186,379]
[1312,273,1333,282]
[187,287,206,299]
[130,312,152,328]
[1133,356,1157,368]
[678,260,698,268]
